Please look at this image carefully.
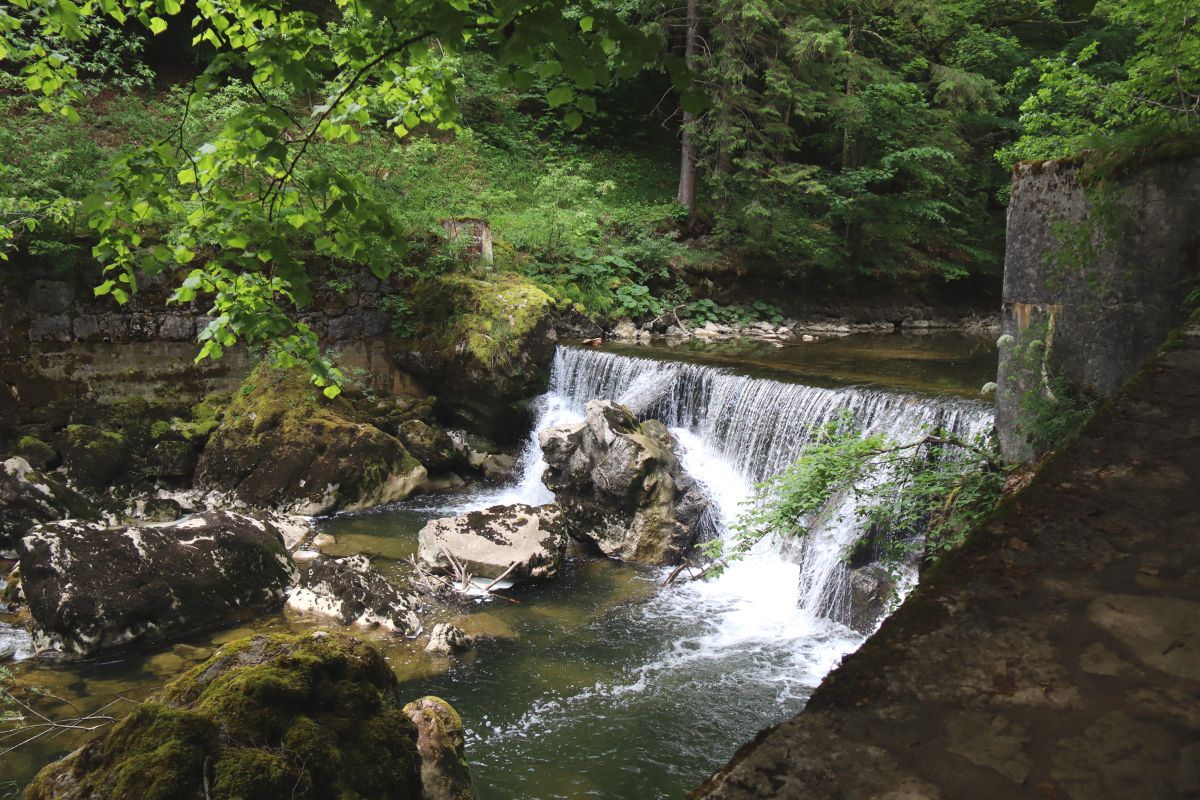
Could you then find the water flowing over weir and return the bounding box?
[444,343,994,795]
[543,345,989,615]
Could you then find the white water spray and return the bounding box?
[473,345,993,690]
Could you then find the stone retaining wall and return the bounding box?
[0,264,418,438]
[996,155,1200,461]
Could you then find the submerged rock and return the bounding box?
[286,554,423,636]
[425,623,472,655]
[18,510,296,657]
[0,456,96,556]
[539,400,710,565]
[25,632,476,800]
[195,363,427,515]
[417,503,565,581]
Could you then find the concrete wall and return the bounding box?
[996,156,1200,462]
[0,263,420,439]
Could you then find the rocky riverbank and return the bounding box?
[601,311,1000,345]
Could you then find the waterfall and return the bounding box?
[438,342,996,787]
[492,345,993,627]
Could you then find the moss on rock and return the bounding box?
[195,363,426,514]
[393,274,557,444]
[439,273,554,368]
[16,436,58,471]
[24,632,465,800]
[404,696,476,800]
[59,424,128,487]
[398,419,459,471]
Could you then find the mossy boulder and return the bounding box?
[539,400,710,565]
[393,274,556,444]
[147,439,198,480]
[398,419,460,471]
[195,363,427,515]
[404,696,476,800]
[0,456,97,556]
[59,424,128,488]
[25,632,476,800]
[18,510,297,657]
[138,497,184,523]
[16,436,58,471]
[177,392,230,442]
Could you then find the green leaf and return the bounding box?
[579,16,594,32]
[547,86,573,108]
[148,17,168,35]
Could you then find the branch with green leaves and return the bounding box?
[0,0,685,394]
[689,412,1003,582]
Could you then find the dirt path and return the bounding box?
[693,319,1200,799]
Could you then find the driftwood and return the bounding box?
[408,555,521,604]
[483,561,519,592]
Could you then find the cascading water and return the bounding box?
[488,345,992,622]
[446,344,994,790]
[0,338,997,799]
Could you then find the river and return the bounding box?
[0,332,996,797]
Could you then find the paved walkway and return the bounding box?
[693,320,1200,800]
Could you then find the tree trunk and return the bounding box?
[677,0,700,227]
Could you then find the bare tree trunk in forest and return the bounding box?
[677,0,699,228]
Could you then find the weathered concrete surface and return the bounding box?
[693,318,1200,800]
[997,156,1200,461]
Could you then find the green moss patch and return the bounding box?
[25,633,427,800]
[195,364,425,512]
[420,273,554,369]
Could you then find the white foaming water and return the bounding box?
[463,345,994,717]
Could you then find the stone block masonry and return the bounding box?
[0,264,417,434]
[996,156,1200,462]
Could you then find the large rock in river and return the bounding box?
[286,554,423,636]
[0,456,96,557]
[24,632,476,800]
[418,503,565,580]
[392,274,556,444]
[195,363,427,514]
[18,510,296,657]
[539,400,710,565]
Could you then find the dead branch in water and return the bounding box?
[483,561,519,592]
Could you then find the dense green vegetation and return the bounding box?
[0,0,1197,388]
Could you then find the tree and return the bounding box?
[0,0,679,393]
[676,0,700,226]
[998,0,1200,166]
[678,0,1069,280]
